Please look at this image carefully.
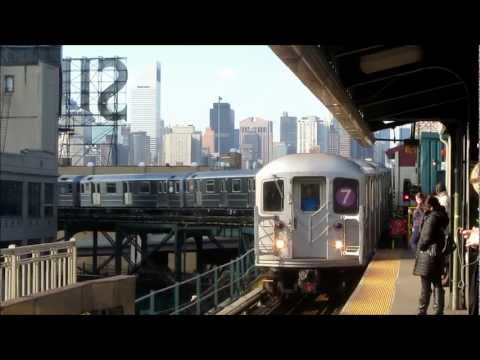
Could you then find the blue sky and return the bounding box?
[63,46,331,141]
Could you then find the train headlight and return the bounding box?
[335,240,344,250]
[275,239,286,250]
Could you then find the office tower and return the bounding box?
[297,116,328,154]
[203,128,215,154]
[164,125,200,166]
[373,128,391,165]
[327,123,340,155]
[129,131,151,165]
[272,142,288,160]
[233,129,240,150]
[209,101,234,154]
[280,112,297,154]
[240,131,261,169]
[128,62,163,165]
[240,117,273,167]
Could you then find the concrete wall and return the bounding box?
[0,275,136,315]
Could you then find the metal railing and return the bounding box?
[0,240,77,303]
[135,248,261,315]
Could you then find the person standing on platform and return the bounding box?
[409,193,426,252]
[416,196,449,315]
[459,163,480,315]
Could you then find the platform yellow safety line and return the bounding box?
[340,258,400,315]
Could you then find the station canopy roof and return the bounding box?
[270,45,476,146]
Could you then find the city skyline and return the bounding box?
[62,46,331,142]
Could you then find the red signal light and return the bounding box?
[403,193,410,201]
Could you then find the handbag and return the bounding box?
[413,248,438,277]
[441,234,457,256]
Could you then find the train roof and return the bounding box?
[187,169,256,180]
[78,172,194,182]
[351,159,379,175]
[256,153,364,179]
[58,175,85,182]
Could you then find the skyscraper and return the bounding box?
[209,101,234,154]
[128,62,163,165]
[338,126,352,158]
[373,128,391,165]
[164,125,201,166]
[327,123,340,155]
[297,116,328,154]
[280,112,297,154]
[240,131,261,169]
[202,128,215,155]
[272,142,288,160]
[240,117,273,167]
[129,131,151,165]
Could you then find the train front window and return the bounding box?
[333,178,359,214]
[301,183,320,212]
[263,180,284,212]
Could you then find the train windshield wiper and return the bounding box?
[274,178,284,200]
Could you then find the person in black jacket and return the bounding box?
[417,195,449,315]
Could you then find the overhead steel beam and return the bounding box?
[270,45,374,146]
[333,45,385,59]
[367,97,467,121]
[358,81,465,109]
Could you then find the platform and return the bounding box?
[340,249,467,315]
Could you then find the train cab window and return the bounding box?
[263,180,284,212]
[333,178,359,214]
[59,183,72,194]
[81,184,85,193]
[140,182,151,193]
[106,183,117,194]
[232,179,241,193]
[206,180,215,193]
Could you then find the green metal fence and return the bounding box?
[135,248,260,315]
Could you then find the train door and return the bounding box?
[292,177,327,258]
[92,183,101,206]
[219,179,227,207]
[195,180,202,207]
[248,178,255,207]
[123,182,132,206]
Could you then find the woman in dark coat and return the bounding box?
[409,192,426,252]
[416,195,449,315]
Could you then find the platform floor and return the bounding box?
[340,249,467,315]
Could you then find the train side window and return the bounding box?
[175,181,180,193]
[263,180,284,212]
[232,179,241,193]
[333,178,359,214]
[96,184,100,193]
[123,183,128,193]
[196,180,201,192]
[106,183,117,194]
[206,180,215,193]
[140,182,150,193]
[157,181,164,193]
[168,181,174,193]
[81,184,85,193]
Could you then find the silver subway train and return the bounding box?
[58,170,256,210]
[254,153,390,294]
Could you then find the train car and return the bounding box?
[58,175,84,208]
[185,170,256,209]
[254,153,390,294]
